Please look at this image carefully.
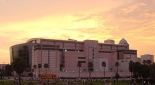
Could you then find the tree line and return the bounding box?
[0,57,49,85]
[129,60,155,81]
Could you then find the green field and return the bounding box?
[0,80,142,85]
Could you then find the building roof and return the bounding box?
[119,38,129,45]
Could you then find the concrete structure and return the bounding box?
[10,38,139,78]
[140,54,154,64]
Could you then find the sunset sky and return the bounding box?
[0,0,155,64]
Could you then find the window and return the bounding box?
[78,61,86,63]
[78,57,86,59]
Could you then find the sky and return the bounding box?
[0,0,155,64]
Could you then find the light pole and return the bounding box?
[66,71,67,80]
[76,71,78,79]
[69,71,71,81]
[58,70,59,80]
[100,69,101,80]
[72,71,74,80]
[96,70,98,80]
[62,70,64,79]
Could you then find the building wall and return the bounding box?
[11,38,140,77]
[31,39,137,74]
[140,54,154,64]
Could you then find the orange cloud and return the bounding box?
[121,3,146,15]
[1,0,155,63]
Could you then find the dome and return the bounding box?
[119,38,128,45]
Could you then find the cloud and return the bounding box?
[121,3,146,15]
[1,0,155,63]
[0,0,5,2]
[70,0,155,46]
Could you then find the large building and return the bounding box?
[140,54,154,64]
[10,43,36,67]
[10,38,138,78]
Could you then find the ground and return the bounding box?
[0,79,143,85]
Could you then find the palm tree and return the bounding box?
[101,61,106,79]
[77,62,81,79]
[44,63,49,74]
[12,57,27,85]
[115,62,119,73]
[88,62,93,79]
[129,60,134,78]
[33,65,37,77]
[38,63,42,78]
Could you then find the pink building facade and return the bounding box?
[25,38,138,77]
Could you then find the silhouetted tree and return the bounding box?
[150,63,155,81]
[129,60,134,78]
[5,64,13,76]
[101,61,106,79]
[77,62,81,79]
[33,65,37,77]
[115,62,119,73]
[88,62,93,79]
[38,63,42,78]
[12,57,27,85]
[44,63,49,74]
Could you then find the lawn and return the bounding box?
[1,80,142,85]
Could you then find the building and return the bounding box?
[10,38,138,78]
[0,64,7,70]
[140,54,154,64]
[10,43,35,67]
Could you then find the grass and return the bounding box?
[0,80,142,85]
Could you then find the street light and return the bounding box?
[66,71,67,80]
[80,71,81,80]
[72,71,74,80]
[96,70,98,80]
[100,69,101,80]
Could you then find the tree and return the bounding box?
[146,60,151,65]
[5,64,13,76]
[44,63,49,74]
[33,65,37,77]
[132,62,141,79]
[141,64,150,79]
[38,63,42,78]
[77,62,81,79]
[129,60,134,78]
[88,62,93,79]
[115,62,119,73]
[150,63,155,81]
[12,57,27,85]
[0,69,3,79]
[143,60,146,65]
[101,61,106,79]
[115,73,120,81]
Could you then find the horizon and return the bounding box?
[0,0,155,64]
